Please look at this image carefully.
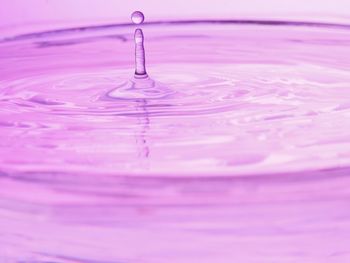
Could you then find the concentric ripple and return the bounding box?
[1,20,350,262]
[0,21,350,176]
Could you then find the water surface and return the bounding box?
[0,20,350,262]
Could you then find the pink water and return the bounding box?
[0,20,350,262]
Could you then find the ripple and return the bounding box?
[0,21,350,177]
[1,19,350,263]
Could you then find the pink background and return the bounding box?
[1,0,350,36]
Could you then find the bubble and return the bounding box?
[131,11,145,25]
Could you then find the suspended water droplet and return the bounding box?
[131,11,145,25]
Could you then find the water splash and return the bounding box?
[107,11,173,100]
[132,11,148,78]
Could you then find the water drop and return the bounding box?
[131,11,145,25]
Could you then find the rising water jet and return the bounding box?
[132,11,148,79]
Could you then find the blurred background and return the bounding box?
[0,0,350,36]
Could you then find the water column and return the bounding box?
[132,11,148,79]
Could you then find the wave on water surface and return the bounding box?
[0,20,350,262]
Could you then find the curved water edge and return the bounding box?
[1,19,350,43]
